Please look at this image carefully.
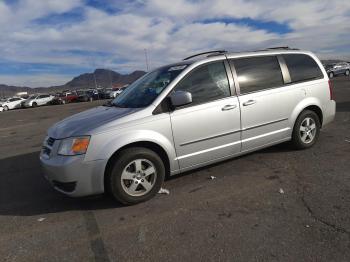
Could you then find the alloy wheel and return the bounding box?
[120,159,157,197]
[299,117,317,144]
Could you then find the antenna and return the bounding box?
[144,49,149,71]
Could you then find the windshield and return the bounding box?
[28,95,37,99]
[111,64,187,108]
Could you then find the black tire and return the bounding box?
[107,147,165,205]
[329,72,334,78]
[3,105,9,111]
[291,110,321,150]
[345,69,349,76]
[32,102,37,107]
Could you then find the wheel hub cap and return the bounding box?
[120,159,157,197]
[299,117,316,144]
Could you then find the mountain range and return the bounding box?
[0,69,146,97]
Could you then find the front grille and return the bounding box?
[42,146,51,156]
[47,137,55,147]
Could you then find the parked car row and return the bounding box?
[0,86,128,112]
[0,97,25,111]
[324,62,350,78]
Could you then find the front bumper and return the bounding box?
[23,103,32,108]
[40,151,107,197]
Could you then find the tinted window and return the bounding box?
[233,56,283,94]
[174,61,231,106]
[283,54,323,83]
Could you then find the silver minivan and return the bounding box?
[40,48,336,204]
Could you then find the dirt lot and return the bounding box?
[0,77,349,262]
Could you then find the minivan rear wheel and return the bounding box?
[345,69,349,76]
[291,110,320,149]
[107,147,165,205]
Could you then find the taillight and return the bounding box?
[328,80,334,100]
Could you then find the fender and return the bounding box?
[85,129,179,172]
[290,97,322,128]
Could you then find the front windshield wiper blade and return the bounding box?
[102,101,113,107]
[103,101,126,108]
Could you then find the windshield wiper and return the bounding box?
[103,101,126,108]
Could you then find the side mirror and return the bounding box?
[170,91,192,107]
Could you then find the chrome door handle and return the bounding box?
[243,100,257,106]
[221,104,237,111]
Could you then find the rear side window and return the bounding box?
[232,56,283,94]
[283,54,323,83]
[174,61,231,106]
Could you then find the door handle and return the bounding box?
[243,100,257,106]
[221,104,237,111]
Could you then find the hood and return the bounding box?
[48,105,142,138]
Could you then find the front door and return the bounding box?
[170,61,241,170]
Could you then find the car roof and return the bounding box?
[181,47,314,63]
[155,47,316,70]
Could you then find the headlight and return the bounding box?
[58,136,90,156]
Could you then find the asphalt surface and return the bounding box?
[0,77,349,262]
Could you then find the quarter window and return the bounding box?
[232,56,283,94]
[283,54,323,83]
[174,61,231,106]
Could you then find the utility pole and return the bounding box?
[144,49,149,72]
[108,69,112,88]
[93,72,97,89]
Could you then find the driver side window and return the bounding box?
[174,61,231,106]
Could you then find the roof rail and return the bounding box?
[264,46,299,50]
[183,50,227,61]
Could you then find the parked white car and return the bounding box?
[109,86,128,98]
[23,94,54,108]
[0,97,25,111]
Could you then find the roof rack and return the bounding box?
[183,50,227,61]
[264,46,299,50]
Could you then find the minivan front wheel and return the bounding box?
[107,147,165,205]
[291,110,320,149]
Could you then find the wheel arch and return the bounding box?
[291,100,323,130]
[302,105,323,127]
[103,141,171,193]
